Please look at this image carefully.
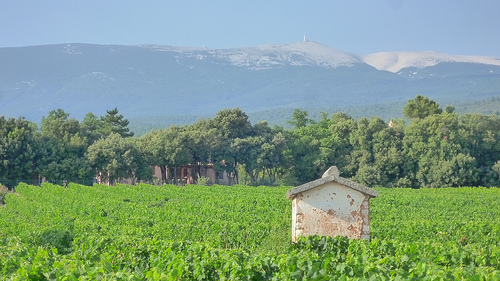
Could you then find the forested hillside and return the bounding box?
[2,95,500,189]
[129,96,500,135]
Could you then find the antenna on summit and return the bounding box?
[303,34,307,42]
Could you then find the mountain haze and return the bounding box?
[364,51,500,73]
[1,41,500,130]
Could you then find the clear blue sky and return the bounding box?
[1,0,499,57]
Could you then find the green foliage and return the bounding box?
[86,133,151,185]
[100,107,134,138]
[196,176,210,186]
[128,97,500,135]
[0,116,39,188]
[5,96,500,188]
[36,228,74,255]
[285,133,324,184]
[403,94,443,119]
[0,108,134,187]
[1,184,500,279]
[38,109,94,185]
[288,108,314,129]
[0,184,8,204]
[80,108,135,144]
[80,112,105,145]
[41,109,80,140]
[210,108,252,140]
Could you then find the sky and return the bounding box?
[1,0,500,57]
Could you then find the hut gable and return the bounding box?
[286,166,378,242]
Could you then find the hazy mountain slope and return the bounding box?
[145,41,363,69]
[363,51,500,73]
[1,42,500,125]
[129,97,500,136]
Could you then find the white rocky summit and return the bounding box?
[363,51,500,73]
[143,41,363,70]
[143,41,500,72]
[225,41,363,69]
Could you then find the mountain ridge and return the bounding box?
[363,51,500,72]
[1,42,500,127]
[140,41,500,71]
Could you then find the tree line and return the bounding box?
[2,95,500,189]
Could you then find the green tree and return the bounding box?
[327,112,357,177]
[369,125,405,187]
[38,134,93,185]
[0,117,40,188]
[238,121,290,185]
[329,116,405,187]
[209,108,253,184]
[80,112,105,145]
[139,129,169,184]
[210,108,252,139]
[39,109,93,185]
[186,120,222,182]
[458,113,500,186]
[282,111,337,185]
[284,132,324,185]
[258,131,288,185]
[140,126,194,185]
[87,133,150,185]
[288,109,313,129]
[489,160,500,186]
[41,109,80,140]
[100,108,134,138]
[403,112,472,188]
[403,95,443,120]
[164,127,194,184]
[231,136,265,185]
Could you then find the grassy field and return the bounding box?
[1,183,499,280]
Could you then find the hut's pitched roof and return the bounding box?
[286,166,379,199]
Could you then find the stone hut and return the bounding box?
[286,166,379,242]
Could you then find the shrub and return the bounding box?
[196,176,210,186]
[37,228,74,254]
[0,184,8,205]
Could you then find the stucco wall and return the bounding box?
[291,182,371,242]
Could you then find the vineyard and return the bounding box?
[1,183,500,280]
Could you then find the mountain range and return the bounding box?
[1,41,500,133]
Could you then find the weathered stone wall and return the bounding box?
[291,182,370,242]
[360,194,371,240]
